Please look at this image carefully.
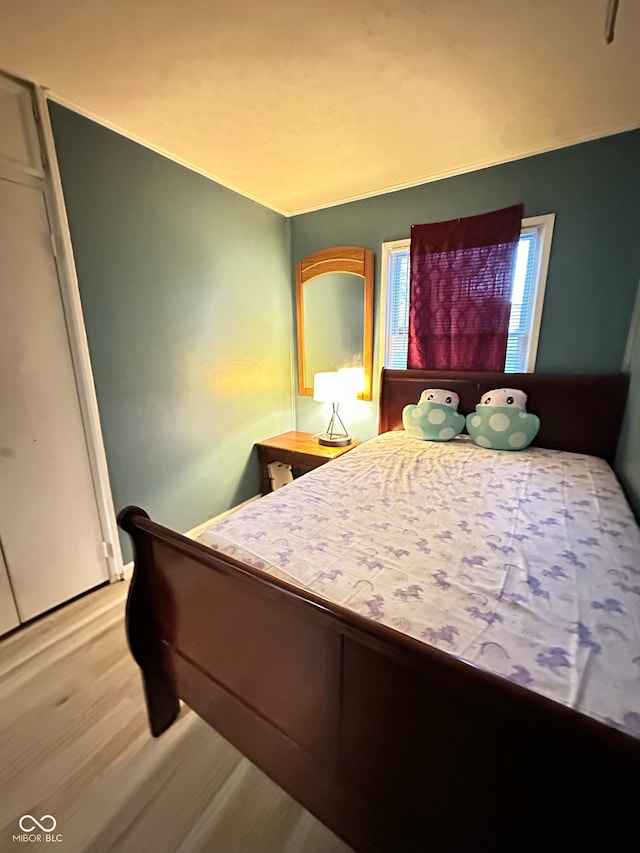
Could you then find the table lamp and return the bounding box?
[313,371,354,447]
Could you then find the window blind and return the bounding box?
[505,230,538,372]
[385,249,410,369]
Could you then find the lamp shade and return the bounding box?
[338,367,365,396]
[313,371,353,403]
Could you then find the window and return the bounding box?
[380,214,554,373]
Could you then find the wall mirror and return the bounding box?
[296,246,374,400]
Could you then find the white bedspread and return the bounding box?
[198,431,640,738]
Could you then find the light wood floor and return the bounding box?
[0,581,354,853]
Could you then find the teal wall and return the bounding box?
[291,130,640,440]
[49,104,294,560]
[616,279,640,519]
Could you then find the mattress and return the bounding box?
[198,431,640,738]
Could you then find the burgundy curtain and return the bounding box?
[408,204,524,371]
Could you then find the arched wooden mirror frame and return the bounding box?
[295,246,374,400]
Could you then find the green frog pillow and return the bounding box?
[466,388,540,450]
[402,389,465,441]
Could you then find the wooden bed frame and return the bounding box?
[121,370,637,852]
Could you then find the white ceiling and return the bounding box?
[0,0,638,215]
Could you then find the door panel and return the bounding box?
[0,178,108,622]
[0,75,43,178]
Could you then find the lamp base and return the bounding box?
[318,433,352,448]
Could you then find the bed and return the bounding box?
[120,369,640,853]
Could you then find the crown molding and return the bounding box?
[37,86,640,219]
[45,90,288,217]
[288,122,640,217]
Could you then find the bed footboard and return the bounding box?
[122,507,180,736]
[120,506,639,853]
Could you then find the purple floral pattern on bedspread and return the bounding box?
[197,431,640,739]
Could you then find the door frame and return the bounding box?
[31,84,124,581]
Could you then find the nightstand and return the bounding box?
[255,430,361,494]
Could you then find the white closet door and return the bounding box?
[0,177,109,622]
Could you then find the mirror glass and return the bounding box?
[302,273,364,388]
[296,246,374,400]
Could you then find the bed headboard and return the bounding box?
[379,369,629,463]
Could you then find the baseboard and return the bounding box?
[120,495,261,580]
